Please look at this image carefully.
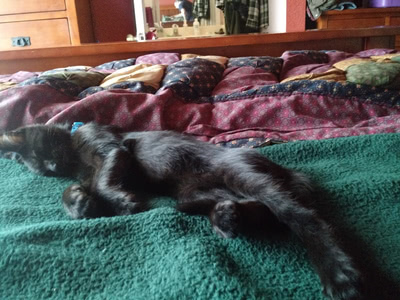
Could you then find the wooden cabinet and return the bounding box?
[0,0,94,50]
[317,8,400,49]
[0,0,66,15]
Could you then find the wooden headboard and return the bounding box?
[1,27,400,74]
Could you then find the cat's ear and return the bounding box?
[0,129,25,152]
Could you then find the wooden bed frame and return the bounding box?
[1,27,400,74]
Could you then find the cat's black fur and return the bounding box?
[0,123,362,300]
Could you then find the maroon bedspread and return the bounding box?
[1,49,400,143]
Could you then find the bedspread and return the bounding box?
[2,49,400,299]
[1,133,400,299]
[1,49,400,144]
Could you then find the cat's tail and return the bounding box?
[218,150,363,300]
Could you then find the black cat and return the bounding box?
[0,123,362,300]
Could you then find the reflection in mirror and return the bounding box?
[134,0,277,40]
[160,0,192,27]
[134,0,226,39]
[156,0,224,27]
[173,0,194,22]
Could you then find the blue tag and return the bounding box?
[71,122,84,134]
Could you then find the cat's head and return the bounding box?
[0,124,78,177]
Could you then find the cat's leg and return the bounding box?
[211,200,286,238]
[216,151,362,300]
[209,200,241,238]
[176,178,247,238]
[179,198,284,239]
[62,184,101,219]
[176,173,282,239]
[62,183,145,218]
[178,198,242,238]
[93,147,148,216]
[0,150,22,162]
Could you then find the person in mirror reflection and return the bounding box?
[174,0,194,22]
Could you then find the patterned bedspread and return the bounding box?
[1,49,400,145]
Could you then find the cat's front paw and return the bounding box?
[62,184,92,219]
[321,264,363,300]
[210,200,241,238]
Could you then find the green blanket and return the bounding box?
[1,134,399,299]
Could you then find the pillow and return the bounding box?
[78,82,156,99]
[100,64,166,89]
[212,66,279,96]
[135,53,180,65]
[95,58,136,70]
[18,77,82,97]
[283,50,329,64]
[371,53,400,63]
[346,62,400,87]
[280,51,330,80]
[39,71,106,89]
[41,66,92,75]
[161,58,225,100]
[227,56,283,75]
[333,58,372,71]
[181,54,229,66]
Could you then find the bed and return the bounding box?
[1,28,400,299]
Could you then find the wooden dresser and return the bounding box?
[317,8,400,49]
[0,0,94,51]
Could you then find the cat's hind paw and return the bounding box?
[321,263,363,300]
[210,200,241,238]
[62,184,93,219]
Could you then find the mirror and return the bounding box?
[134,0,226,39]
[88,0,285,43]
